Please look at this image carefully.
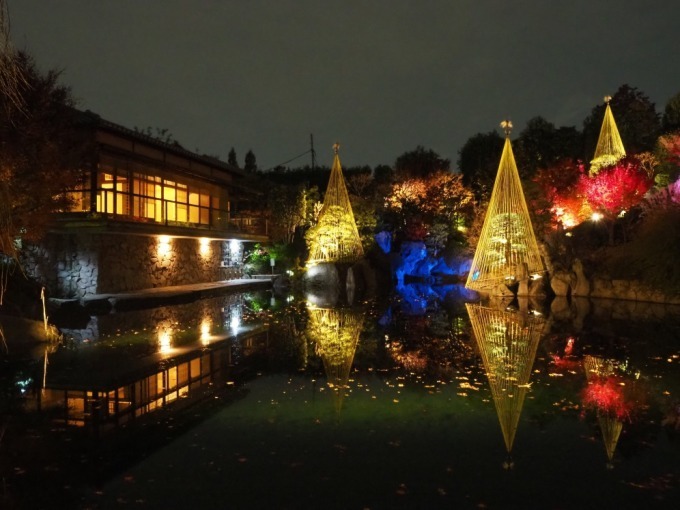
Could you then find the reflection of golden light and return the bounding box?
[306,305,365,413]
[200,318,211,345]
[230,309,241,331]
[157,235,172,257]
[158,326,173,353]
[199,237,210,256]
[466,303,545,454]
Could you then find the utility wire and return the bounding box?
[262,149,312,172]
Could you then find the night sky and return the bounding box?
[9,1,680,170]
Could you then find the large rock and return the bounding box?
[550,270,574,297]
[571,259,590,297]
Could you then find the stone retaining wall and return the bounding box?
[22,233,243,299]
[549,258,680,305]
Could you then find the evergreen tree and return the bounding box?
[662,91,680,134]
[244,150,257,172]
[228,147,238,167]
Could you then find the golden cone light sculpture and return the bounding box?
[306,144,364,264]
[589,96,626,175]
[465,122,544,292]
[466,303,545,453]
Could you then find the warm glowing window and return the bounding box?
[75,167,227,228]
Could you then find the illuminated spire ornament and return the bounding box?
[465,121,545,293]
[466,303,545,455]
[590,96,626,175]
[306,145,364,264]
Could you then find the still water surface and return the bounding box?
[5,286,680,508]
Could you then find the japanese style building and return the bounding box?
[22,110,269,299]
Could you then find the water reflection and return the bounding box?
[34,293,270,432]
[306,293,366,413]
[466,301,546,465]
[5,287,680,507]
[582,354,645,467]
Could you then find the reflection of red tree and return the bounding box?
[582,376,632,421]
[550,337,580,371]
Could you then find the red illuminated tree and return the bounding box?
[532,158,587,229]
[578,157,653,219]
[659,133,680,167]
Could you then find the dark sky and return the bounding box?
[9,0,680,170]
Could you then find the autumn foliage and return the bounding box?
[533,157,653,230]
[580,157,653,219]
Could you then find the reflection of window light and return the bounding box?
[199,237,210,256]
[230,308,241,332]
[158,236,172,257]
[229,240,241,255]
[158,327,173,353]
[200,318,211,345]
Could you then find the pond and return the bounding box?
[1,285,679,509]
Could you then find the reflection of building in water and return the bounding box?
[306,305,365,412]
[38,327,267,432]
[583,355,627,464]
[58,294,245,344]
[466,303,545,458]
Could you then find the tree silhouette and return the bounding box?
[244,150,257,173]
[228,147,238,167]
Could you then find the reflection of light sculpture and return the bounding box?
[200,318,211,345]
[583,355,627,464]
[465,123,544,292]
[590,96,626,175]
[306,305,365,412]
[157,323,173,353]
[306,145,363,265]
[466,303,545,457]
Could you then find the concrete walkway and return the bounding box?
[79,277,275,312]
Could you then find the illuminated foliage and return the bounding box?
[384,171,474,244]
[466,135,544,291]
[533,159,588,229]
[579,157,653,219]
[658,133,680,167]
